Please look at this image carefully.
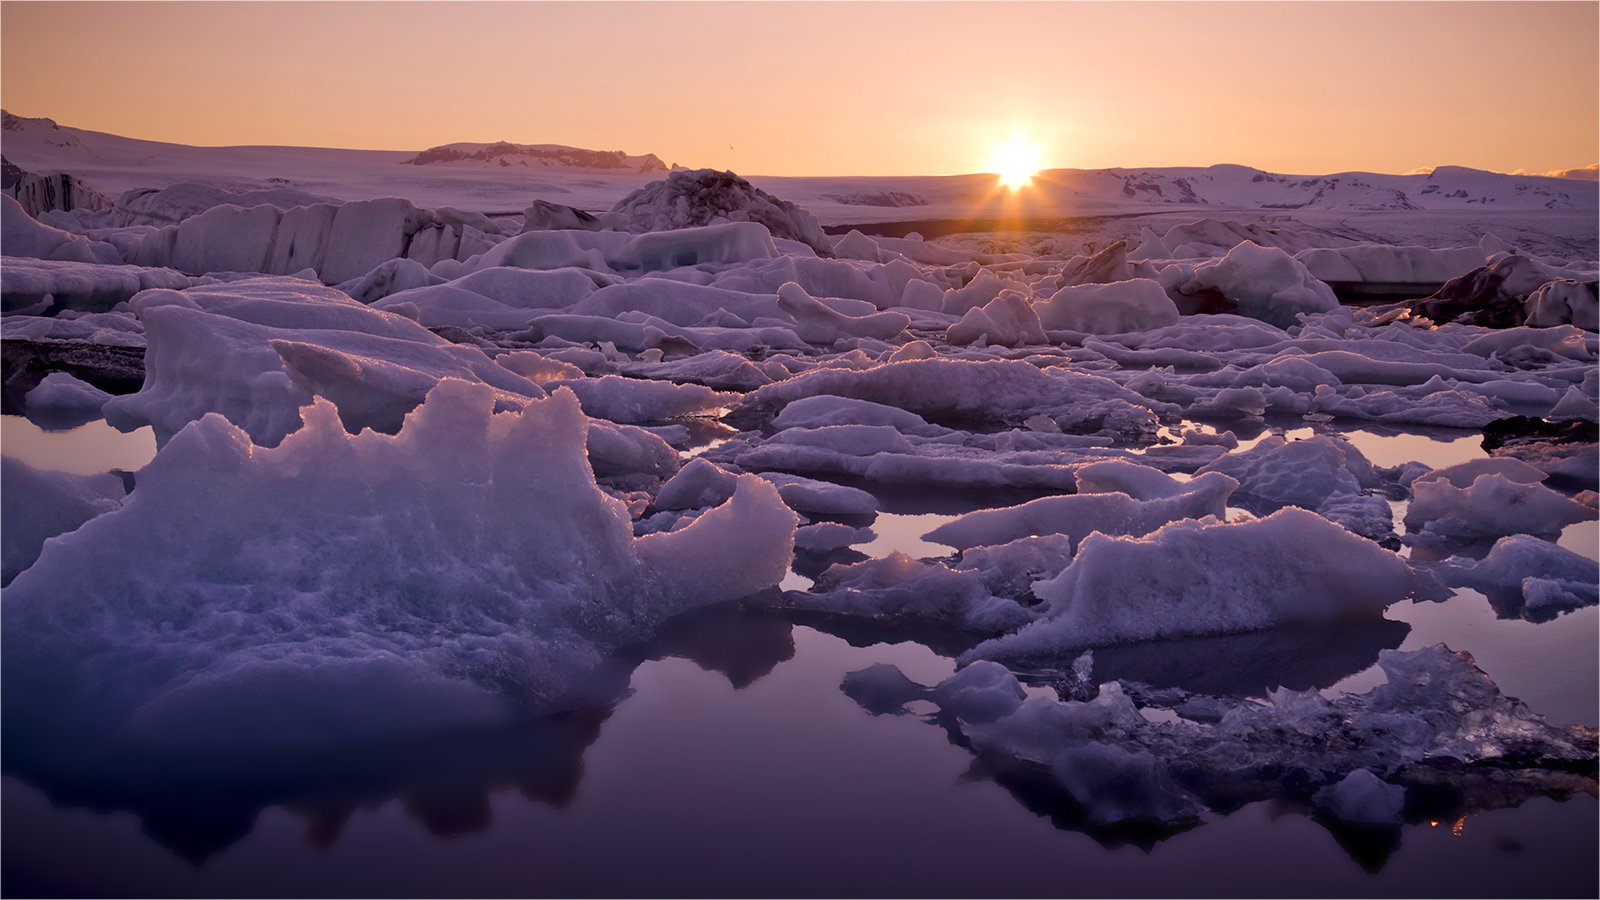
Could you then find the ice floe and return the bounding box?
[3,379,798,754]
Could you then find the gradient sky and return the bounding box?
[3,1,1596,177]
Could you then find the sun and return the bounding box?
[989,139,1045,190]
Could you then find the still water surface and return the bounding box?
[2,416,1595,897]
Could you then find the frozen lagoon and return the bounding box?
[2,161,1597,896]
[2,412,1594,896]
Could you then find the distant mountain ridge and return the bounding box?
[1,110,1593,219]
[1,111,83,150]
[1028,163,1597,212]
[403,141,672,173]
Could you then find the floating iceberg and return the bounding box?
[4,379,799,756]
[101,276,543,445]
[965,507,1415,660]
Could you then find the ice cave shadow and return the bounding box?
[1,600,803,866]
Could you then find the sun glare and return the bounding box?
[989,140,1044,190]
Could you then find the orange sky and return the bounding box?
[2,1,1596,177]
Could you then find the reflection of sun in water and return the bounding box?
[989,139,1045,190]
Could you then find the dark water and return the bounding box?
[2,417,1596,898]
[4,622,1595,898]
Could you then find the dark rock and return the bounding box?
[822,190,928,208]
[1481,415,1598,452]
[404,142,669,173]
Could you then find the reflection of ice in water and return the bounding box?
[1557,519,1598,562]
[1,415,157,475]
[853,512,957,560]
[1312,426,1486,471]
[1222,421,1489,471]
[782,509,958,591]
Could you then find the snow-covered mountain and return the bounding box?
[1028,164,1596,212]
[0,112,676,213]
[2,110,1594,224]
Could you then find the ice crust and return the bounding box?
[3,380,799,752]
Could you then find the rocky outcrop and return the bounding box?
[822,190,928,208]
[404,141,670,173]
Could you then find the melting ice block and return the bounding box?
[928,660,1028,723]
[1419,534,1598,620]
[925,470,1236,552]
[1404,471,1594,541]
[947,291,1048,347]
[655,457,740,510]
[1033,278,1181,334]
[102,277,543,445]
[543,374,736,424]
[1,257,193,314]
[373,266,604,329]
[1295,244,1487,284]
[3,380,798,754]
[807,553,1035,634]
[775,281,911,344]
[964,507,1415,660]
[607,169,833,257]
[751,357,1173,430]
[1052,742,1203,826]
[1314,768,1406,824]
[23,371,114,409]
[1179,241,1340,327]
[1196,434,1381,509]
